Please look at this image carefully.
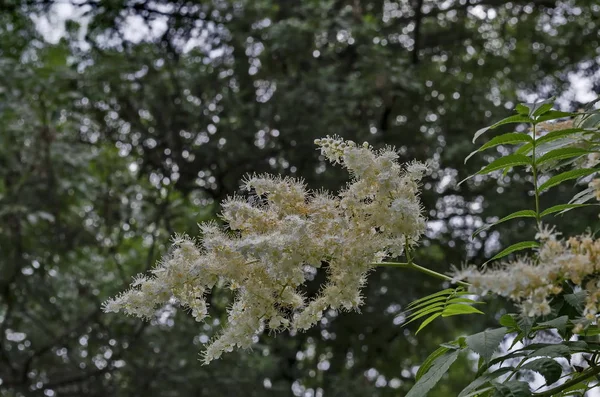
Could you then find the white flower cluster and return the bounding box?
[454,227,600,322]
[103,136,427,363]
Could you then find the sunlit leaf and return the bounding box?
[441,304,484,317]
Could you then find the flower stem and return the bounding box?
[372,261,470,287]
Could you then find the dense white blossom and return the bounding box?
[103,136,427,362]
[454,227,600,323]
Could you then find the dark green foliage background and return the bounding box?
[0,1,599,396]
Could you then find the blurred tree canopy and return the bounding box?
[1,0,599,396]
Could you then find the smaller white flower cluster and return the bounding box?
[454,227,600,323]
[588,177,600,201]
[103,136,427,363]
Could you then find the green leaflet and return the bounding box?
[531,102,554,117]
[535,128,587,146]
[490,380,531,397]
[569,185,596,205]
[564,291,587,314]
[477,341,584,378]
[415,345,452,381]
[515,142,533,155]
[540,203,596,217]
[581,112,600,128]
[498,314,519,330]
[407,295,453,311]
[559,377,593,396]
[528,344,572,359]
[441,303,484,317]
[406,289,482,333]
[538,168,599,192]
[515,103,530,116]
[473,115,532,143]
[458,368,514,397]
[583,326,600,336]
[473,209,536,237]
[535,147,589,166]
[477,154,532,175]
[464,133,532,164]
[529,97,556,117]
[404,306,444,326]
[485,241,539,264]
[534,110,579,123]
[407,288,465,308]
[415,313,442,334]
[465,327,507,363]
[537,315,569,334]
[459,154,532,186]
[406,349,460,397]
[520,358,562,385]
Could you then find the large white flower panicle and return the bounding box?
[103,136,427,363]
[454,227,600,325]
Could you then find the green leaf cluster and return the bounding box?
[404,288,484,334]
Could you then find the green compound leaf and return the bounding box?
[406,349,460,397]
[485,241,539,264]
[473,115,532,143]
[538,168,599,192]
[521,358,562,385]
[473,209,537,237]
[535,147,590,166]
[465,133,533,163]
[406,289,483,333]
[465,327,507,363]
